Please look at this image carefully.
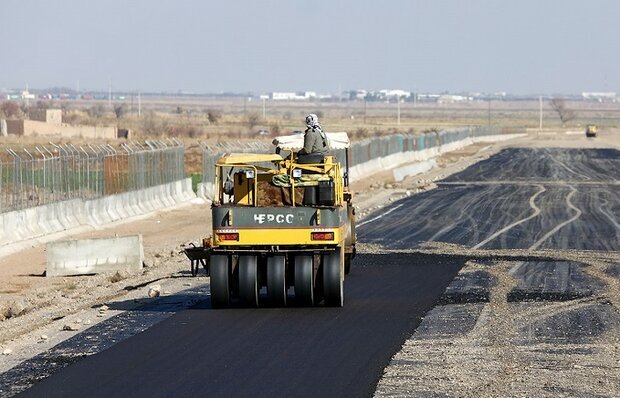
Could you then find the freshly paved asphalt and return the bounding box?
[13,147,620,398]
[16,254,464,398]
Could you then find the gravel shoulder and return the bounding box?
[373,244,620,398]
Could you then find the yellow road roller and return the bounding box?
[185,133,356,308]
[586,124,598,137]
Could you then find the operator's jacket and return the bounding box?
[299,127,328,156]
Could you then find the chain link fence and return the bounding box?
[200,127,523,185]
[200,141,272,188]
[0,139,185,213]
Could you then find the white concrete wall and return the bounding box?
[47,235,144,277]
[0,178,196,250]
[393,160,437,182]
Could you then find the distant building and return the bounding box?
[271,91,317,100]
[417,94,441,102]
[437,95,472,104]
[6,108,118,139]
[30,109,62,125]
[348,90,367,100]
[582,92,616,102]
[378,89,410,100]
[21,90,35,100]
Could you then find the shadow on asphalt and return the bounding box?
[107,252,471,312]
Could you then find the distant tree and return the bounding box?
[19,103,29,116]
[35,100,53,109]
[175,106,183,115]
[312,110,324,119]
[550,98,576,125]
[62,109,81,124]
[269,122,281,135]
[0,101,20,118]
[141,111,168,136]
[246,113,260,131]
[113,104,126,119]
[87,104,106,118]
[206,109,222,124]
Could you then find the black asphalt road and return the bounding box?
[360,148,620,251]
[16,254,464,398]
[12,147,620,397]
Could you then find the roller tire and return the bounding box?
[210,255,230,308]
[323,249,344,307]
[239,255,259,307]
[294,255,314,306]
[267,255,287,306]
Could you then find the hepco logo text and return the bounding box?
[253,214,294,224]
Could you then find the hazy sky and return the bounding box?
[1,0,618,94]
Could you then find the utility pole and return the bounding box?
[108,78,112,107]
[137,90,141,117]
[487,100,491,128]
[25,83,30,108]
[259,95,270,121]
[397,96,401,126]
[539,96,543,131]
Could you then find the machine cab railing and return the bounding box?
[213,132,350,208]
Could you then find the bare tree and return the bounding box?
[246,113,260,131]
[269,122,281,135]
[113,104,126,119]
[206,109,222,124]
[35,100,53,110]
[549,98,576,125]
[0,101,20,118]
[312,110,324,119]
[87,104,106,118]
[141,111,168,136]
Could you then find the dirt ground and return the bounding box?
[0,129,618,381]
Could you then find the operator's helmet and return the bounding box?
[305,113,320,129]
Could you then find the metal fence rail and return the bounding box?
[0,139,185,213]
[200,127,520,185]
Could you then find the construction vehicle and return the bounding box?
[185,133,356,308]
[586,124,598,137]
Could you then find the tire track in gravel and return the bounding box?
[529,185,582,250]
[472,184,546,249]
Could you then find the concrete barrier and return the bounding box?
[393,160,437,181]
[0,178,196,249]
[46,235,144,277]
[197,182,215,201]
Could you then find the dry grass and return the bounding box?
[4,98,620,175]
[7,98,620,144]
